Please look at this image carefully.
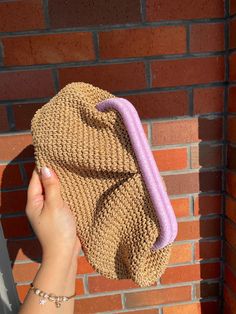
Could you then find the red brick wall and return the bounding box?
[223,0,236,313]
[0,0,231,313]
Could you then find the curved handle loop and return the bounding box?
[96,97,178,250]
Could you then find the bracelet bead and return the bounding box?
[29,282,76,308]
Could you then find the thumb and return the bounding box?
[40,166,64,209]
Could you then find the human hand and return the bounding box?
[25,166,81,262]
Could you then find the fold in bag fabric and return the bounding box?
[30,82,178,287]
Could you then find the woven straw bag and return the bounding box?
[31,82,178,287]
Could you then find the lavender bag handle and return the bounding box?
[96,97,178,250]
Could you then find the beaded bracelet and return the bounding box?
[29,282,76,308]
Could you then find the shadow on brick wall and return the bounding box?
[0,135,223,311]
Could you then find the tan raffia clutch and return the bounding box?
[30,82,178,287]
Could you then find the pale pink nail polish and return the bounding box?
[41,166,52,178]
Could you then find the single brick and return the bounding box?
[124,285,191,308]
[230,19,236,49]
[164,171,222,195]
[75,279,84,295]
[0,190,27,214]
[194,194,222,216]
[224,266,236,295]
[58,62,146,92]
[1,216,33,239]
[88,276,139,293]
[163,301,220,314]
[74,294,122,313]
[48,0,141,28]
[195,282,220,298]
[0,134,33,161]
[160,262,221,284]
[228,145,236,170]
[199,117,223,141]
[229,86,236,112]
[170,197,190,218]
[7,238,42,261]
[191,144,222,168]
[77,256,95,274]
[230,0,236,15]
[0,0,45,32]
[193,86,224,114]
[16,284,30,303]
[23,162,36,184]
[195,240,222,260]
[199,171,222,192]
[225,219,236,249]
[225,242,236,273]
[227,171,236,198]
[3,32,95,66]
[153,147,187,171]
[0,164,24,189]
[12,262,39,282]
[99,26,186,59]
[0,106,9,132]
[152,117,223,146]
[152,119,199,145]
[0,70,54,101]
[190,22,225,52]
[228,116,236,142]
[146,0,224,22]
[117,310,159,314]
[164,172,200,195]
[229,53,236,81]
[226,196,236,223]
[176,217,221,241]
[146,0,225,21]
[151,56,225,87]
[126,90,188,119]
[169,243,192,264]
[12,103,43,131]
[223,286,236,314]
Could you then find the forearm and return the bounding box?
[18,252,77,314]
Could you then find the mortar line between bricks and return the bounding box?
[42,0,50,29]
[191,283,195,300]
[0,210,223,221]
[0,112,226,128]
[18,163,28,186]
[74,285,221,300]
[75,292,218,304]
[188,88,194,116]
[101,299,219,314]
[0,50,226,71]
[121,293,125,310]
[0,39,4,66]
[0,159,35,165]
[186,24,190,53]
[220,1,230,312]
[187,146,193,173]
[93,31,100,61]
[140,0,146,23]
[144,59,151,88]
[0,83,227,105]
[83,274,89,295]
[6,105,15,131]
[0,18,227,37]
[190,195,194,216]
[51,68,59,92]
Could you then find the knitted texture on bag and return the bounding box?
[30,82,172,287]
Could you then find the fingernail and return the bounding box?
[41,166,52,178]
